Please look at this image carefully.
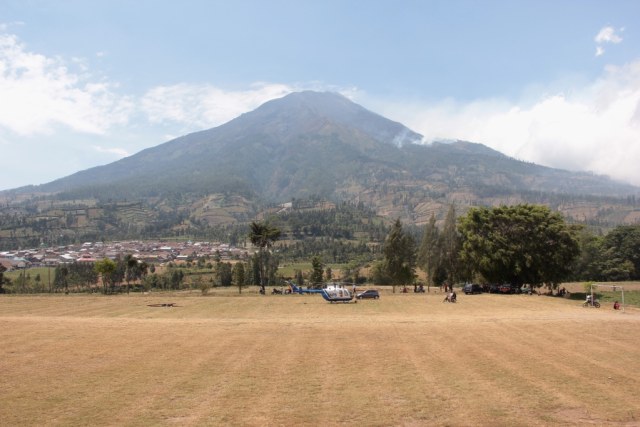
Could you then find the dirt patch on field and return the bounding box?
[1,293,639,426]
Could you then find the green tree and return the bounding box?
[325,267,332,282]
[458,204,579,290]
[371,260,392,286]
[124,254,138,294]
[170,269,184,289]
[381,218,416,292]
[249,254,261,286]
[294,269,304,287]
[64,263,98,293]
[215,261,232,287]
[599,225,640,280]
[417,213,441,289]
[53,265,69,293]
[0,264,6,293]
[441,204,462,285]
[232,262,246,293]
[265,253,280,286]
[34,273,42,292]
[570,227,604,281]
[94,258,117,294]
[249,221,281,290]
[310,256,324,283]
[193,275,210,295]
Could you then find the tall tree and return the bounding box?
[249,254,261,286]
[215,262,233,287]
[382,218,416,292]
[124,254,138,294]
[310,256,324,283]
[249,221,281,290]
[53,265,70,293]
[294,269,304,287]
[0,264,6,294]
[417,213,441,289]
[441,204,462,285]
[458,204,579,290]
[232,262,246,294]
[599,225,640,280]
[325,267,332,282]
[371,260,392,286]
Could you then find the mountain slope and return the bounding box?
[3,90,639,232]
[27,91,420,198]
[20,91,637,200]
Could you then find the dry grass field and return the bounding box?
[1,288,639,426]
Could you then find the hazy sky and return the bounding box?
[2,0,640,190]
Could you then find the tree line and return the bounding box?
[373,204,640,292]
[2,204,639,294]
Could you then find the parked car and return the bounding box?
[521,286,536,295]
[356,289,380,299]
[463,283,483,294]
[497,284,519,294]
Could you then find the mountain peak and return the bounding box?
[246,91,423,147]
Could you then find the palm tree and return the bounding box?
[249,221,281,291]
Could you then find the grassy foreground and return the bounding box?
[1,289,639,426]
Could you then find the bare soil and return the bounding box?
[1,290,639,426]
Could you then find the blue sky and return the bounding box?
[1,0,640,190]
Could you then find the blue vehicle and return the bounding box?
[288,281,354,303]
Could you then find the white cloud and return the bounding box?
[0,21,24,32]
[93,145,130,157]
[373,60,640,187]
[594,26,624,57]
[595,26,623,44]
[0,32,133,136]
[140,82,295,129]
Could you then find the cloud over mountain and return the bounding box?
[368,60,640,186]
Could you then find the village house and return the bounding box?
[1,240,249,268]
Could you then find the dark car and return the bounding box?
[356,289,380,299]
[497,284,519,294]
[463,283,483,295]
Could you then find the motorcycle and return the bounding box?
[583,297,600,308]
